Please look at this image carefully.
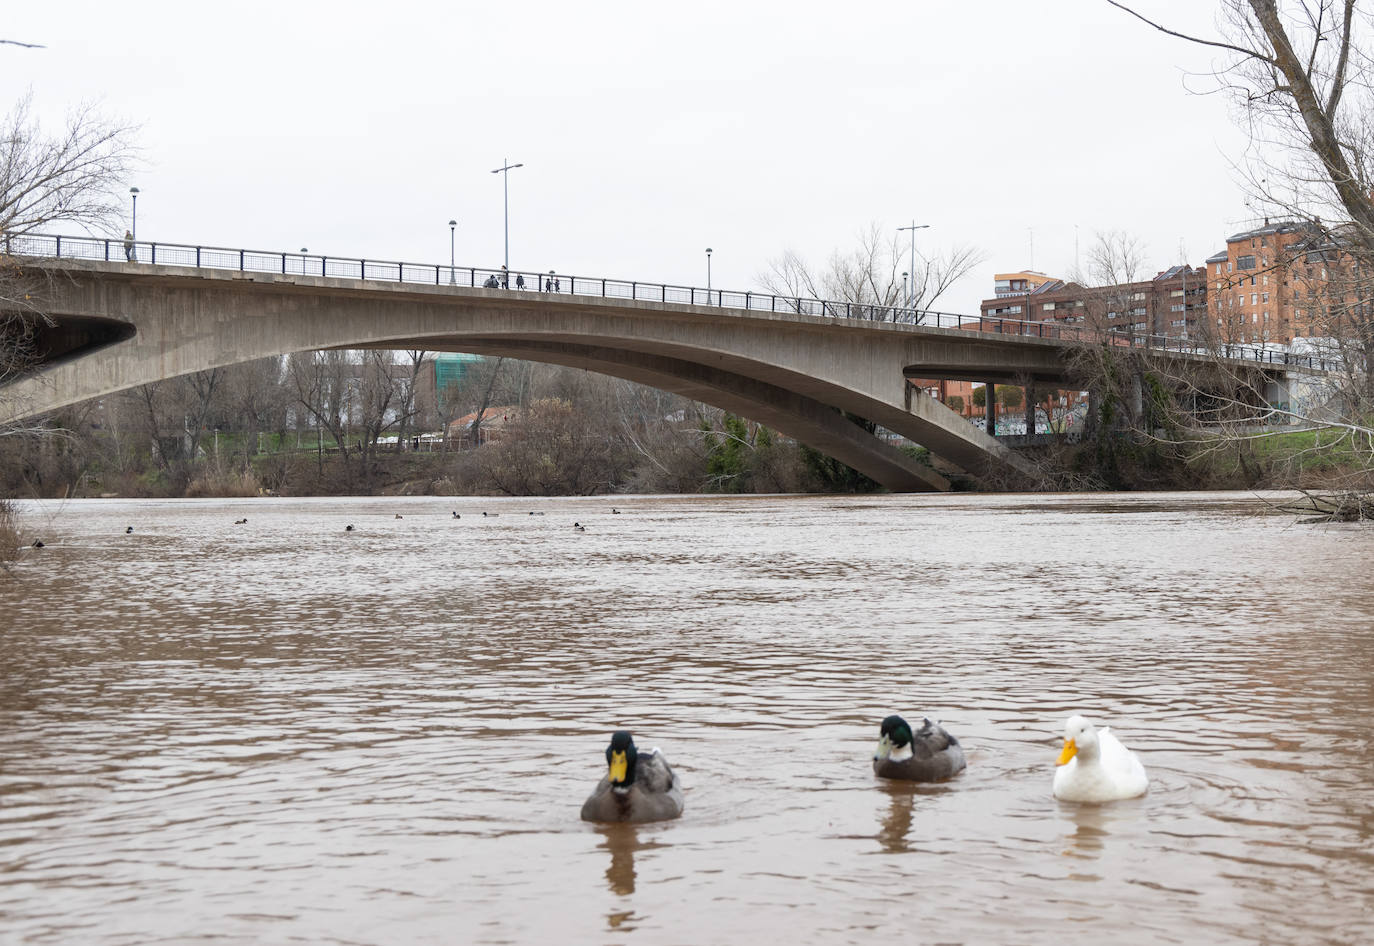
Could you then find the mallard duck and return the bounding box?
[580,731,684,824]
[1053,715,1149,802]
[872,715,966,781]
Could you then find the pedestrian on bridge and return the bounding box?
[516,273,525,290]
[123,230,135,262]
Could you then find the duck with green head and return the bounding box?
[872,714,966,782]
[580,730,684,823]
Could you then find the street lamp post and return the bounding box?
[896,221,930,319]
[706,247,713,303]
[491,158,523,274]
[129,186,140,239]
[449,219,457,284]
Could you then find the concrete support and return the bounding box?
[1025,382,1035,436]
[985,381,998,435]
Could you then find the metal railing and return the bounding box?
[3,232,1333,371]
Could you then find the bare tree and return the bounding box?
[0,93,138,431]
[759,222,985,323]
[1109,1,1374,504]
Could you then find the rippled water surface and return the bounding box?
[2,493,1372,944]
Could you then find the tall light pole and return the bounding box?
[129,186,140,238]
[448,219,457,285]
[706,247,713,301]
[491,158,523,273]
[896,222,929,316]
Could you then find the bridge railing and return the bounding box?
[4,232,1333,371]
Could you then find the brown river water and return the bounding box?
[1,492,1371,945]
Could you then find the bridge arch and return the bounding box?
[2,260,1053,490]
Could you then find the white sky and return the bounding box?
[7,0,1260,316]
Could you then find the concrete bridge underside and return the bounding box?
[1,262,1082,491]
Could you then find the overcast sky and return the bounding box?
[8,0,1260,316]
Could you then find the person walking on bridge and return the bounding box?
[123,230,135,262]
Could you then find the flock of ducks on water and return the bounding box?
[25,508,618,546]
[583,713,1149,823]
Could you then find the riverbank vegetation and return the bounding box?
[0,354,920,498]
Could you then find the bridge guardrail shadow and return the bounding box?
[3,232,1333,372]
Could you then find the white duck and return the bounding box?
[1053,715,1148,802]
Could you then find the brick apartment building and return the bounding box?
[980,266,1206,339]
[1203,219,1358,345]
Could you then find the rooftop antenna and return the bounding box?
[1027,227,1035,270]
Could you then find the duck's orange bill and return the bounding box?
[1056,738,1077,766]
[609,751,628,783]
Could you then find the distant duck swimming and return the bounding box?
[1053,715,1149,802]
[345,524,354,532]
[31,540,44,549]
[234,518,247,525]
[452,511,461,519]
[872,715,966,782]
[580,730,685,824]
[394,514,403,519]
[611,507,621,514]
[573,522,586,532]
[125,526,133,534]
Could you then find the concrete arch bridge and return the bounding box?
[0,237,1314,491]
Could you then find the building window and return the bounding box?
[1251,293,1257,305]
[1170,304,1184,312]
[1262,292,1269,303]
[1042,302,1055,311]
[1238,255,1256,270]
[1227,262,1234,272]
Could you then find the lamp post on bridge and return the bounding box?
[897,221,929,320]
[706,247,713,303]
[491,158,522,273]
[448,219,457,285]
[129,187,140,239]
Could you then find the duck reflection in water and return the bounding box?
[1061,799,1132,861]
[596,823,644,896]
[877,783,918,854]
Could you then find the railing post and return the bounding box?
[104,239,110,261]
[361,260,366,279]
[55,236,61,257]
[745,292,751,310]
[436,265,440,285]
[196,246,201,267]
[239,249,245,270]
[602,278,607,296]
[150,243,157,264]
[282,253,287,274]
